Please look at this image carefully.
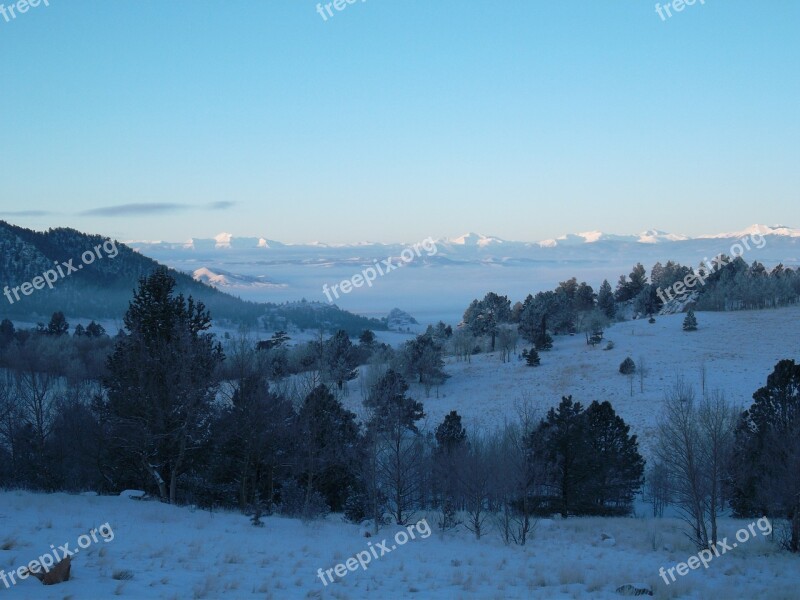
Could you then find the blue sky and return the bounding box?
[0,0,798,243]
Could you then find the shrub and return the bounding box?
[343,488,368,523]
[683,309,698,331]
[619,357,636,375]
[522,348,541,366]
[279,479,330,521]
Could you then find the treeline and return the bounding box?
[261,300,388,336]
[459,258,800,354]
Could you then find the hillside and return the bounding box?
[0,221,386,333]
[355,306,800,458]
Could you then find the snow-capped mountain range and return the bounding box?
[126,224,799,324]
[129,224,800,253]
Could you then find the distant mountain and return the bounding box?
[128,223,800,255]
[119,224,799,325]
[0,221,386,334]
[124,223,800,280]
[192,267,284,289]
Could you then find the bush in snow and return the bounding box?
[619,357,636,375]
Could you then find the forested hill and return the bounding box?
[0,221,386,333]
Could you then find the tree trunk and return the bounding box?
[144,460,167,501]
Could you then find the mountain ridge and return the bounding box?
[127,223,798,251]
[0,221,387,333]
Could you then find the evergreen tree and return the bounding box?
[322,330,358,390]
[435,411,467,452]
[398,332,448,390]
[683,309,698,331]
[619,357,636,375]
[366,370,424,434]
[522,348,541,366]
[358,329,376,347]
[46,311,69,336]
[615,263,648,302]
[434,410,467,514]
[85,321,106,338]
[365,370,425,524]
[99,267,223,503]
[731,359,800,551]
[205,336,296,511]
[0,318,14,347]
[296,384,361,513]
[581,400,645,514]
[462,292,512,351]
[530,396,644,516]
[597,279,616,319]
[533,316,553,351]
[532,396,586,517]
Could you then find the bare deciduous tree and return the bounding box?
[655,381,736,549]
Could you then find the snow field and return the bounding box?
[0,490,796,599]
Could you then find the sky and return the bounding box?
[0,0,798,244]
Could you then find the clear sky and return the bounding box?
[0,0,798,244]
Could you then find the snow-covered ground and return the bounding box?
[0,490,794,599]
[3,307,799,599]
[372,306,800,458]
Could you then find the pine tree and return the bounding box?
[358,329,376,347]
[434,410,467,520]
[731,359,800,551]
[296,384,361,514]
[365,370,425,525]
[522,348,541,366]
[597,279,616,319]
[99,267,223,503]
[400,333,449,389]
[581,400,645,514]
[533,316,553,351]
[435,411,467,452]
[683,309,698,331]
[322,330,358,390]
[462,292,512,351]
[530,396,644,517]
[46,311,69,336]
[85,321,106,338]
[619,357,636,375]
[0,319,14,349]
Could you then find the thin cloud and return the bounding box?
[207,201,236,210]
[80,203,189,216]
[80,201,236,216]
